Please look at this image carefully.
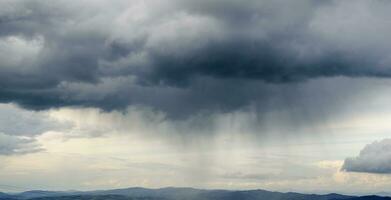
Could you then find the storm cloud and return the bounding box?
[342,139,391,174]
[1,0,391,117]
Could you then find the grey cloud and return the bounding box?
[0,132,42,155]
[1,0,391,118]
[0,103,68,136]
[342,139,391,174]
[0,103,69,155]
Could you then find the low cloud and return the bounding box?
[342,139,391,174]
[0,133,42,155]
[0,103,69,155]
[0,103,68,136]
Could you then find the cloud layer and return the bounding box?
[342,139,391,174]
[1,0,391,118]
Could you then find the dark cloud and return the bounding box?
[1,0,391,118]
[342,139,391,174]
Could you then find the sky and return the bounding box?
[1,0,391,195]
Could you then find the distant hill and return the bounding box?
[0,187,390,200]
[25,195,165,200]
[377,193,391,197]
[0,192,9,197]
[84,187,207,199]
[0,192,13,200]
[345,196,391,200]
[81,187,355,200]
[15,190,72,199]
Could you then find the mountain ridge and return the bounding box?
[0,187,390,200]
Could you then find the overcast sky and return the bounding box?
[1,0,391,195]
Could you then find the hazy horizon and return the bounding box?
[1,185,391,197]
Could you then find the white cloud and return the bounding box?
[343,139,391,173]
